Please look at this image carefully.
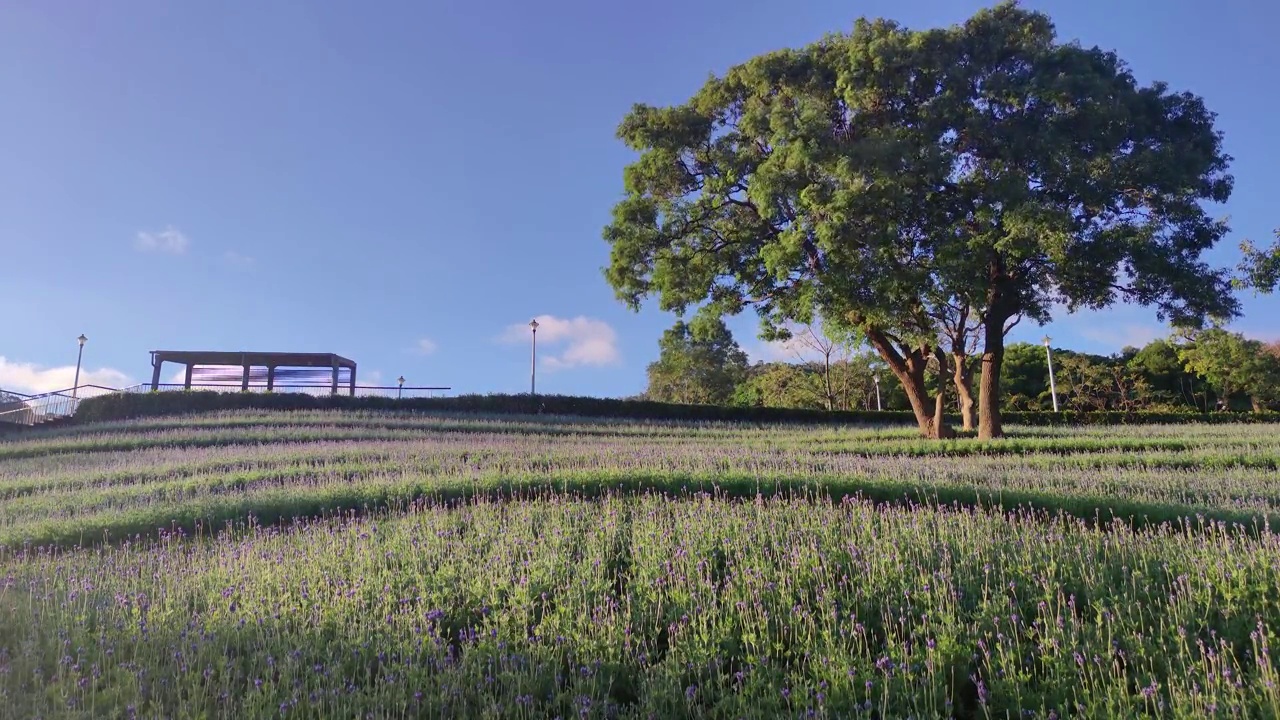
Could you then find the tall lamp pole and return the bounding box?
[529,319,539,396]
[72,334,87,400]
[397,375,405,400]
[873,375,882,411]
[1043,335,1059,412]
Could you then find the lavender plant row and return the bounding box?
[3,496,1280,718]
[1,413,1280,549]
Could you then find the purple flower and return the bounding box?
[972,675,989,706]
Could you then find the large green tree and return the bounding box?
[603,2,1238,438]
[997,342,1051,410]
[1178,328,1280,412]
[645,317,749,405]
[1126,338,1203,409]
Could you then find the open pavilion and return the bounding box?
[148,351,358,395]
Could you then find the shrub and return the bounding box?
[72,391,1280,426]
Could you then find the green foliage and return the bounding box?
[1179,328,1280,411]
[69,389,1280,430]
[73,390,920,427]
[734,352,902,412]
[603,1,1239,437]
[996,342,1051,410]
[1127,338,1205,408]
[644,317,749,405]
[1237,230,1280,293]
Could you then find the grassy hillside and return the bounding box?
[2,410,1280,717]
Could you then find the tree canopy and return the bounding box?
[644,317,749,405]
[1178,328,1280,412]
[604,2,1238,438]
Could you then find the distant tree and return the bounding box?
[783,322,862,411]
[733,352,902,412]
[1051,352,1148,411]
[604,3,1238,439]
[734,362,822,410]
[1053,354,1112,411]
[997,343,1051,411]
[1126,339,1202,409]
[645,317,749,405]
[831,353,890,411]
[1178,329,1280,412]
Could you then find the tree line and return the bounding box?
[644,318,1280,417]
[603,2,1280,438]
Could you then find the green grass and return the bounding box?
[3,410,1280,717]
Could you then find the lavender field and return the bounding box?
[2,411,1280,718]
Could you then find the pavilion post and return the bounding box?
[241,364,250,392]
[348,365,357,397]
[267,366,276,392]
[184,364,193,390]
[150,360,163,392]
[330,361,339,396]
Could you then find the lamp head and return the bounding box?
[77,334,87,347]
[397,376,405,387]
[1042,335,1052,347]
[529,319,539,332]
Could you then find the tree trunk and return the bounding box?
[977,318,1006,439]
[933,350,955,439]
[952,352,976,431]
[864,329,953,439]
[1252,396,1264,413]
[823,353,834,411]
[891,364,953,439]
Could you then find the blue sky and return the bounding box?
[2,0,1276,397]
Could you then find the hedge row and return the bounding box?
[71,390,1280,427]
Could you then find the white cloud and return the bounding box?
[135,226,190,254]
[223,250,255,269]
[0,357,134,395]
[414,338,438,356]
[499,315,620,370]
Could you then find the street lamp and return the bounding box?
[529,319,539,396]
[397,375,405,400]
[1043,335,1059,412]
[873,375,882,411]
[72,334,87,400]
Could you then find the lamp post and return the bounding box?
[529,319,539,396]
[1043,335,1059,412]
[873,375,882,411]
[72,334,87,400]
[397,376,405,400]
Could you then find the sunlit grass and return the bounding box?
[2,410,1280,717]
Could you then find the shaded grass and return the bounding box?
[5,470,1276,551]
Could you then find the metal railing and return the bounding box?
[0,382,452,426]
[0,384,121,426]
